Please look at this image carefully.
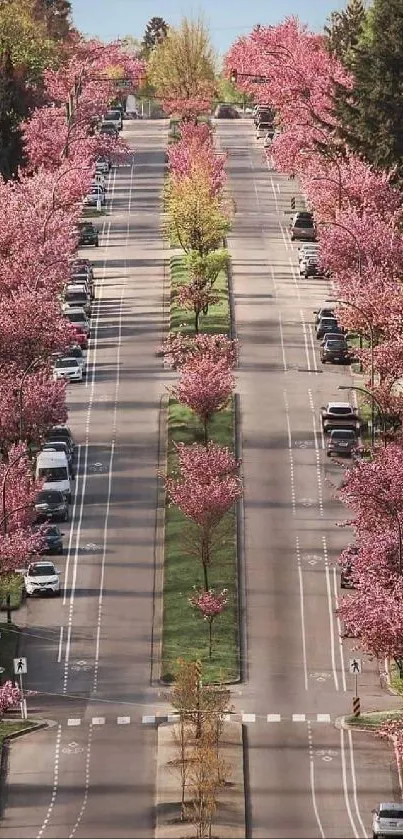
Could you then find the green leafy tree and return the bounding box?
[0,48,28,179]
[33,0,72,40]
[324,0,366,67]
[0,0,57,82]
[141,16,168,56]
[333,0,403,178]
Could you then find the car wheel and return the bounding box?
[95,240,99,247]
[63,510,69,522]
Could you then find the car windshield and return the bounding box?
[330,407,352,415]
[294,219,314,228]
[38,467,68,481]
[55,359,77,368]
[66,313,86,323]
[331,430,355,439]
[36,491,63,504]
[326,341,346,348]
[106,111,120,120]
[380,810,403,820]
[67,347,82,357]
[43,444,67,452]
[29,564,55,577]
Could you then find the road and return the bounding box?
[0,119,168,838]
[215,119,400,838]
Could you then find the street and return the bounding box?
[215,118,399,838]
[0,115,400,839]
[0,119,168,838]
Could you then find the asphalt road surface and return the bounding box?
[0,117,400,839]
[215,118,400,839]
[0,119,168,839]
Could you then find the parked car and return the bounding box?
[69,325,88,349]
[314,304,335,325]
[33,524,64,555]
[372,803,403,838]
[63,344,86,373]
[290,211,316,241]
[320,402,361,433]
[256,121,273,139]
[103,109,123,130]
[263,130,275,147]
[46,426,75,454]
[254,106,275,126]
[41,440,76,475]
[63,286,91,315]
[34,489,69,522]
[76,221,99,247]
[316,317,342,339]
[63,308,90,337]
[215,104,240,119]
[83,185,106,207]
[320,338,351,364]
[24,561,61,597]
[52,356,84,382]
[69,273,94,300]
[95,156,111,173]
[70,258,94,279]
[303,255,321,278]
[327,427,360,458]
[99,121,119,138]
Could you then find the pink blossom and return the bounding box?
[171,357,235,441]
[160,333,238,369]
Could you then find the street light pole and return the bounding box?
[338,384,386,448]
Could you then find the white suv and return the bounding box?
[372,804,403,838]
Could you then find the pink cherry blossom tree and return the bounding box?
[177,282,219,333]
[0,444,43,575]
[166,442,242,589]
[160,333,238,370]
[171,358,235,444]
[0,681,22,716]
[189,587,228,659]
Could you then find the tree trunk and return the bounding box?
[208,619,212,660]
[195,307,200,333]
[203,416,208,446]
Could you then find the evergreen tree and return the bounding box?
[141,16,168,55]
[33,0,72,40]
[0,49,27,180]
[324,0,366,68]
[333,0,403,178]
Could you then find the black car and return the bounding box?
[34,490,69,523]
[77,222,99,248]
[320,338,351,364]
[33,524,64,555]
[316,318,342,339]
[45,426,75,455]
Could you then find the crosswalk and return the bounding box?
[65,712,333,727]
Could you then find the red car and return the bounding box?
[69,326,88,350]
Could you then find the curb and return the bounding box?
[150,393,169,687]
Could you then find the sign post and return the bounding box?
[349,658,362,717]
[13,658,27,720]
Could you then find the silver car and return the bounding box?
[372,803,403,838]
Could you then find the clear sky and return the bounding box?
[70,0,348,56]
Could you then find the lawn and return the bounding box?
[345,710,403,729]
[0,574,24,613]
[0,720,34,745]
[161,251,238,684]
[162,400,238,683]
[0,623,21,682]
[169,254,230,335]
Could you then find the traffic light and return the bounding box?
[230,69,238,84]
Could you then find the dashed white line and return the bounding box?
[322,535,339,692]
[68,724,93,839]
[340,727,360,838]
[296,536,309,692]
[308,721,326,839]
[36,724,61,839]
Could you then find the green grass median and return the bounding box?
[345,710,403,729]
[161,252,238,684]
[0,720,34,745]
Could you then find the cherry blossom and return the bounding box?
[0,681,22,716]
[177,282,219,333]
[171,357,235,443]
[189,587,229,659]
[160,333,238,370]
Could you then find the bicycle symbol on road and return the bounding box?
[300,498,315,507]
[89,462,105,473]
[315,749,338,761]
[303,554,322,565]
[62,742,84,755]
[309,672,331,683]
[71,660,92,672]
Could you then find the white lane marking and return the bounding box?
[67,719,81,726]
[347,729,367,837]
[85,166,115,388]
[308,324,318,373]
[91,717,105,725]
[242,713,256,723]
[317,714,331,722]
[278,311,288,372]
[308,389,324,517]
[63,214,114,691]
[36,724,62,839]
[283,391,296,515]
[340,727,360,838]
[142,715,156,724]
[68,724,93,839]
[92,160,134,693]
[292,714,306,722]
[267,714,281,722]
[322,535,339,692]
[296,536,309,692]
[63,444,82,606]
[300,307,311,372]
[57,626,63,663]
[333,565,347,692]
[308,722,326,839]
[117,716,131,724]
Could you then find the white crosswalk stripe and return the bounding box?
[64,712,334,727]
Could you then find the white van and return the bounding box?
[36,451,72,502]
